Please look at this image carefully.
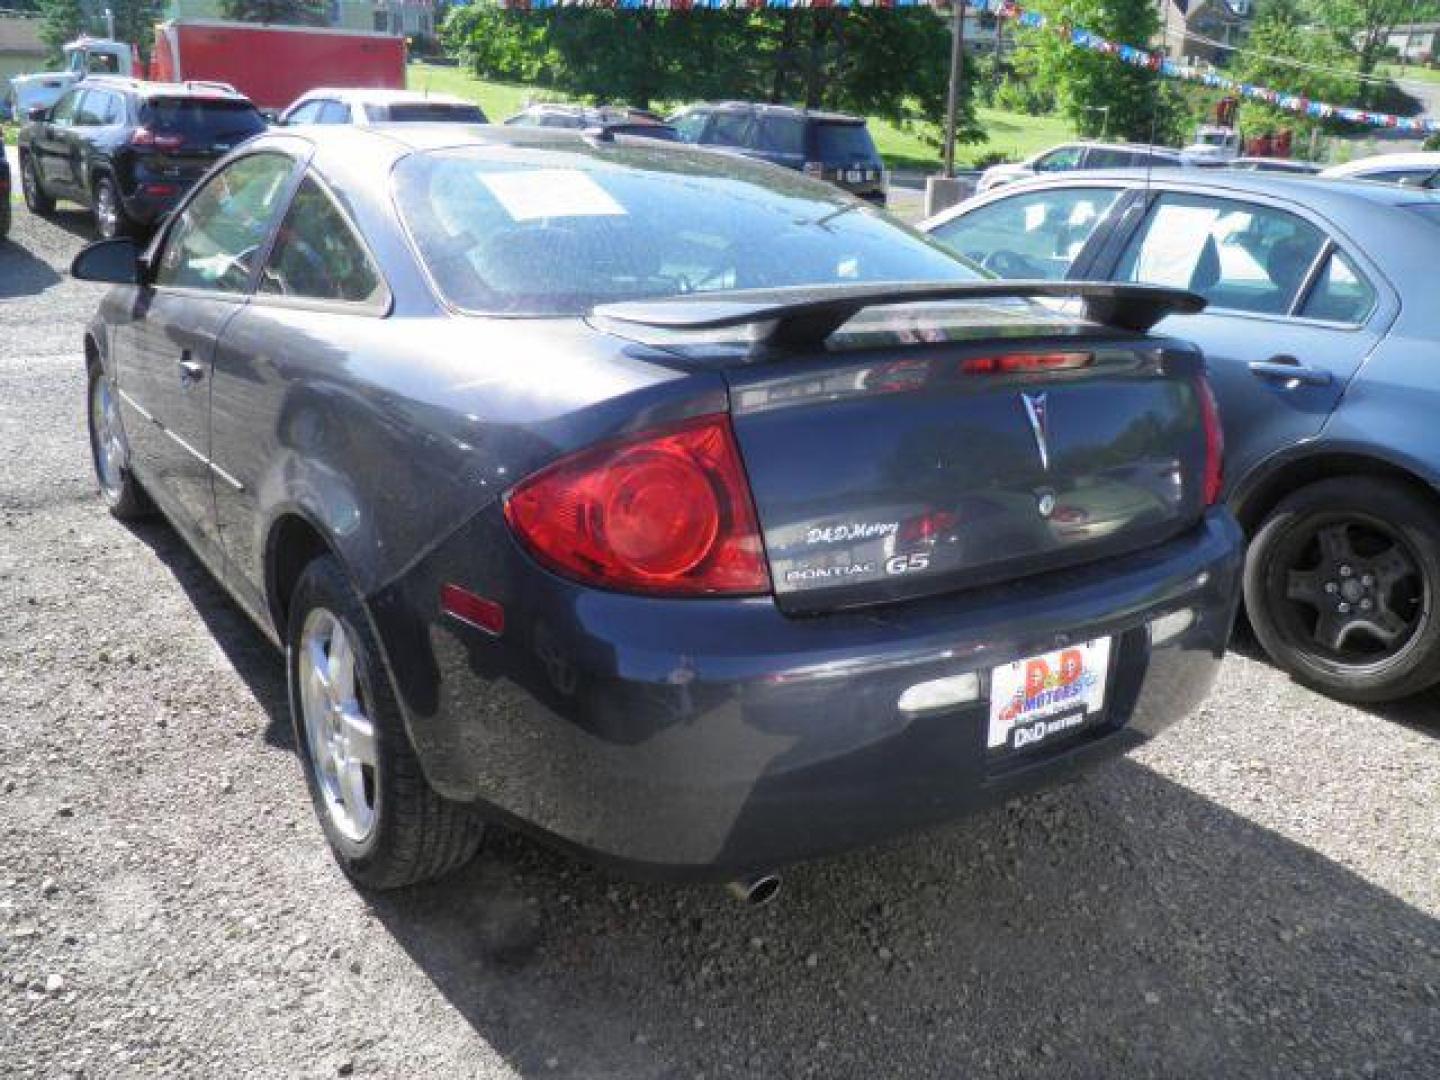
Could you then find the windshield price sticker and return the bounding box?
[988,638,1111,752]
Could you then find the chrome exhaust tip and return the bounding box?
[725,873,782,907]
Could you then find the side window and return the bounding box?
[259,175,384,306]
[73,91,104,127]
[1034,146,1084,172]
[930,187,1122,280]
[702,112,752,147]
[285,100,322,125]
[1115,194,1325,316]
[755,116,804,156]
[318,100,351,125]
[75,91,120,126]
[154,153,295,293]
[50,90,81,125]
[1083,148,1133,169]
[1299,249,1376,324]
[669,110,707,143]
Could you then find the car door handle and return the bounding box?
[1247,358,1332,387]
[177,358,205,383]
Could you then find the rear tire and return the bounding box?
[21,156,54,216]
[287,555,485,889]
[1244,477,1440,703]
[93,175,133,240]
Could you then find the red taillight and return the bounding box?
[1196,375,1224,506]
[504,415,770,597]
[130,128,185,151]
[143,183,177,197]
[440,584,505,636]
[960,352,1093,375]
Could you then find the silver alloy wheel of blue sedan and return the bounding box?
[298,609,378,844]
[89,372,127,503]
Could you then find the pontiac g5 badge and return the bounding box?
[1021,392,1050,471]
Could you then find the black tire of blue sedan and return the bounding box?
[1245,477,1440,703]
[21,156,54,216]
[93,176,134,240]
[287,556,485,889]
[86,361,152,520]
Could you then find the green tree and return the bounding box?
[111,0,165,62]
[1314,0,1411,81]
[1233,0,1361,148]
[38,0,84,64]
[219,0,327,27]
[442,4,982,147]
[1011,0,1174,142]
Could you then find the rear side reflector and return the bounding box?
[1196,375,1224,506]
[440,584,505,636]
[960,352,1093,376]
[504,414,770,597]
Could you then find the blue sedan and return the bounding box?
[925,170,1440,703]
[70,127,1240,893]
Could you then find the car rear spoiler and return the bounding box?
[592,281,1206,347]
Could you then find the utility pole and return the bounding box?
[943,0,968,178]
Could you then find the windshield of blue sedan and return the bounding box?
[394,148,979,315]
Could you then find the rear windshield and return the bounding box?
[385,103,487,124]
[394,148,977,315]
[140,98,266,142]
[812,122,879,162]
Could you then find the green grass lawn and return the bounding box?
[407,62,1073,172]
[1379,63,1440,86]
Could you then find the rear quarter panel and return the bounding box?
[206,310,726,630]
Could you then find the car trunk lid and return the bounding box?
[594,283,1211,613]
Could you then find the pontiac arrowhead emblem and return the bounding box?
[1021,392,1050,471]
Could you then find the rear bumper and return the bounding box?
[373,509,1243,879]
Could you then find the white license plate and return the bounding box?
[988,638,1112,752]
[845,169,865,183]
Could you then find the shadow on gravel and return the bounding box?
[123,516,293,750]
[0,234,62,299]
[1229,622,1440,742]
[110,503,1439,1075]
[364,762,1440,1079]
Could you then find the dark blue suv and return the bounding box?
[18,76,266,239]
[668,102,888,205]
[926,169,1440,703]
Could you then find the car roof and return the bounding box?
[270,122,840,185]
[294,87,474,108]
[680,101,866,124]
[68,75,248,102]
[1321,151,1440,176]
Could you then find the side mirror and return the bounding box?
[27,105,50,123]
[71,238,143,285]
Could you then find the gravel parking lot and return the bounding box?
[2,205,1438,1079]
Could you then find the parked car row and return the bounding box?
[14,74,1440,898]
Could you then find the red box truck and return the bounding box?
[149,19,407,111]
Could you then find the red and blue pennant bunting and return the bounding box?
[497,0,1440,135]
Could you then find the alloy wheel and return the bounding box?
[95,182,119,239]
[1273,515,1425,667]
[298,609,379,843]
[89,373,128,501]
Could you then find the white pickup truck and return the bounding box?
[5,37,139,121]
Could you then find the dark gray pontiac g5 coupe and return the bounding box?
[74,125,1243,897]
